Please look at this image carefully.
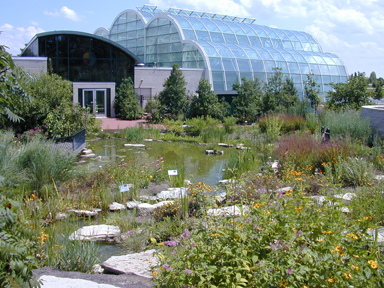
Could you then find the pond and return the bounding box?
[86,139,231,186]
[56,139,233,261]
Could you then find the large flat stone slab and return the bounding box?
[207,205,249,216]
[69,225,120,242]
[124,144,145,147]
[39,275,119,288]
[156,187,187,200]
[367,227,384,243]
[101,249,158,278]
[136,201,174,216]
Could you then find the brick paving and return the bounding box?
[100,118,164,130]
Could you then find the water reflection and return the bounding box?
[87,139,230,185]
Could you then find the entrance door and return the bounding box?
[82,89,106,117]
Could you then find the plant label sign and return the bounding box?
[168,170,178,176]
[119,184,130,193]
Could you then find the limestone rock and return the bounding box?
[207,205,249,216]
[69,225,120,242]
[143,139,153,142]
[139,195,157,201]
[334,193,357,201]
[124,144,145,147]
[126,201,141,209]
[367,227,384,243]
[80,153,96,158]
[108,202,126,211]
[55,212,69,221]
[136,201,173,216]
[101,249,158,278]
[82,149,93,155]
[39,275,118,288]
[68,209,99,217]
[157,187,187,200]
[275,187,293,194]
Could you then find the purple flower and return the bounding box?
[270,243,277,251]
[190,241,196,247]
[163,264,173,271]
[170,252,174,256]
[252,234,258,238]
[182,229,191,238]
[124,230,134,236]
[286,269,293,275]
[163,240,177,247]
[246,217,252,223]
[185,269,192,275]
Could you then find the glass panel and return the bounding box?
[237,59,252,71]
[261,38,273,48]
[83,91,94,113]
[183,29,197,40]
[227,23,246,35]
[199,42,219,57]
[96,90,106,115]
[170,52,182,62]
[127,31,136,40]
[222,58,237,71]
[293,41,303,50]
[251,60,265,72]
[117,13,127,24]
[322,75,332,85]
[288,62,300,73]
[254,72,266,82]
[312,44,320,52]
[251,25,268,37]
[292,31,307,42]
[158,44,170,53]
[127,39,136,48]
[264,60,277,72]
[239,23,257,36]
[170,33,180,43]
[272,39,284,49]
[198,18,220,32]
[211,43,233,57]
[226,45,247,58]
[268,50,285,61]
[319,65,329,75]
[249,36,262,47]
[254,48,273,60]
[171,43,182,52]
[237,35,250,45]
[329,65,339,76]
[273,29,289,40]
[209,57,223,70]
[127,22,136,30]
[212,71,225,81]
[302,42,312,51]
[303,53,317,64]
[321,56,336,65]
[299,63,310,74]
[312,55,326,64]
[147,27,158,36]
[189,18,207,30]
[210,32,225,42]
[173,15,193,29]
[282,40,293,50]
[158,18,170,26]
[225,71,239,90]
[196,31,211,41]
[240,72,253,81]
[243,47,261,60]
[276,61,289,73]
[147,36,157,45]
[224,34,238,44]
[309,64,320,74]
[158,35,170,44]
[158,25,170,35]
[263,27,279,39]
[214,21,233,33]
[338,66,347,76]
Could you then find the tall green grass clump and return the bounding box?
[224,149,262,179]
[319,109,371,143]
[125,126,161,142]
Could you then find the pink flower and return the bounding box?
[185,269,192,274]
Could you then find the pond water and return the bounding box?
[57,139,233,261]
[86,139,231,186]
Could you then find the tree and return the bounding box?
[232,77,263,122]
[0,45,33,126]
[374,83,384,100]
[114,78,143,120]
[369,71,377,84]
[158,64,189,119]
[327,72,371,110]
[189,79,228,120]
[303,74,320,111]
[262,68,299,113]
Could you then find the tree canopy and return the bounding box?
[114,78,143,120]
[158,64,189,119]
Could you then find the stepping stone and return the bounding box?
[124,144,145,147]
[38,275,119,288]
[207,205,249,216]
[108,202,126,211]
[101,249,158,278]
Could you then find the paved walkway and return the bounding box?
[100,118,147,130]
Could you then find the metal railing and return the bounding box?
[54,129,86,155]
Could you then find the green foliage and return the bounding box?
[0,46,34,126]
[153,201,182,222]
[158,64,189,119]
[44,234,99,273]
[259,114,305,135]
[232,77,263,123]
[262,68,299,114]
[223,116,237,134]
[114,78,143,120]
[144,98,163,123]
[189,79,227,120]
[124,126,161,142]
[0,197,40,287]
[304,74,320,110]
[327,73,371,110]
[154,192,383,287]
[224,149,262,179]
[319,109,371,143]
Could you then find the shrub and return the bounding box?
[153,201,182,222]
[259,114,305,135]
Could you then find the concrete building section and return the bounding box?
[361,105,384,137]
[134,67,205,107]
[12,57,47,75]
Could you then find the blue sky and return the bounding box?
[1,0,383,77]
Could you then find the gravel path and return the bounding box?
[33,267,154,288]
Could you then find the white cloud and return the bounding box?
[44,6,80,22]
[0,23,44,55]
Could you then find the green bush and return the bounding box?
[259,114,305,135]
[153,201,182,222]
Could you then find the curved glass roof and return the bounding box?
[101,4,347,99]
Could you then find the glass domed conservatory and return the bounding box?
[95,4,348,100]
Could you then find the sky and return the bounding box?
[1,0,383,78]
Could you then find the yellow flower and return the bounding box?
[368,260,378,269]
[254,203,263,208]
[328,278,335,283]
[343,271,352,279]
[212,233,220,237]
[152,271,158,276]
[352,265,359,271]
[317,239,323,242]
[335,245,343,251]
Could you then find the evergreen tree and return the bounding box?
[232,77,263,122]
[374,83,384,100]
[114,78,143,120]
[369,71,377,84]
[158,64,189,119]
[303,74,320,111]
[189,79,227,120]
